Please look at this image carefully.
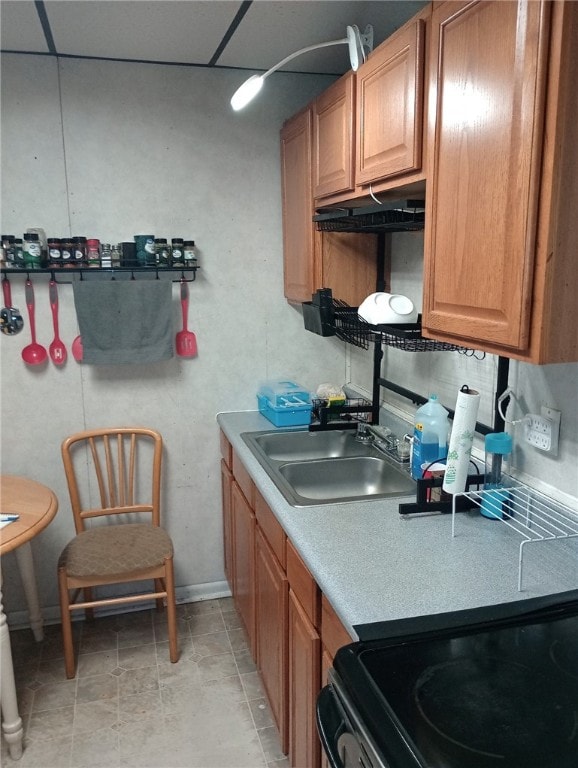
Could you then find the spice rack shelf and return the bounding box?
[1,266,199,281]
[451,482,578,590]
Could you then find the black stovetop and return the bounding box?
[336,592,578,768]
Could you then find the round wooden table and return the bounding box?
[1,475,58,761]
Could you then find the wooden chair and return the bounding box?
[57,427,178,678]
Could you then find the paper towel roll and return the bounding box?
[442,386,481,494]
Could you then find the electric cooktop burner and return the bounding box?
[351,607,578,768]
[414,657,577,764]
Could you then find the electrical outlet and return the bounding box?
[541,405,560,456]
[523,407,561,454]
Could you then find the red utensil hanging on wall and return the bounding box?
[48,280,67,365]
[21,279,47,365]
[175,278,197,358]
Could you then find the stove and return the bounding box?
[317,591,578,768]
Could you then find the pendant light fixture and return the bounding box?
[230,24,373,111]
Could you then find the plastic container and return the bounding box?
[481,432,513,519]
[257,381,312,427]
[411,394,449,480]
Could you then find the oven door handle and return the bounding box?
[316,684,347,768]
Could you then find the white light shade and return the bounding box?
[230,25,373,111]
[231,74,265,111]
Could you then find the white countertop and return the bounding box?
[217,411,578,640]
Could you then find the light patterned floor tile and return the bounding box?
[7,599,288,768]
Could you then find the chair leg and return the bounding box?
[58,568,76,679]
[164,559,179,663]
[84,587,94,622]
[154,579,164,612]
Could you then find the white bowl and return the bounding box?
[358,293,418,325]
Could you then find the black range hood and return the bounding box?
[313,200,425,233]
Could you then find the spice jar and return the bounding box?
[61,238,74,267]
[155,238,171,267]
[2,236,16,268]
[87,238,101,267]
[183,240,197,267]
[48,238,62,267]
[72,236,87,266]
[111,244,122,267]
[100,243,112,268]
[171,238,184,266]
[23,232,43,269]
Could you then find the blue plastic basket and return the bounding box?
[257,381,312,427]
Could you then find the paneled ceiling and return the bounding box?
[1,0,427,76]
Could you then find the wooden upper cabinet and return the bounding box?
[423,0,548,351]
[281,108,319,303]
[281,107,379,306]
[422,0,578,362]
[356,19,425,186]
[313,73,355,199]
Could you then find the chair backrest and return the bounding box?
[61,427,163,534]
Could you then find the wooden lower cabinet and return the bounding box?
[222,436,353,768]
[231,481,256,657]
[288,589,321,768]
[255,527,289,753]
[220,459,233,591]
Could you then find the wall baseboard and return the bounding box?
[6,580,232,631]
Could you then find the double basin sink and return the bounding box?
[241,428,415,507]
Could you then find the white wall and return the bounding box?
[349,232,578,505]
[0,53,346,620]
[2,53,576,626]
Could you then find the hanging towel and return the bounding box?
[72,280,174,364]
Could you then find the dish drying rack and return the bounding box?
[310,397,374,432]
[451,482,578,591]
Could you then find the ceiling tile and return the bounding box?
[1,1,50,53]
[44,0,245,65]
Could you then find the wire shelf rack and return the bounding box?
[451,482,578,590]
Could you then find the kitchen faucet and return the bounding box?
[356,422,411,463]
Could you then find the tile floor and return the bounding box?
[2,598,289,768]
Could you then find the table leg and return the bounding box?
[0,570,24,760]
[15,543,43,642]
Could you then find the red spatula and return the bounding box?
[175,278,197,358]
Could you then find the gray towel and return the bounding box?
[73,280,174,364]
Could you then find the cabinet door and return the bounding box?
[220,459,233,591]
[422,0,549,350]
[255,528,289,753]
[356,19,425,185]
[231,481,256,656]
[314,73,355,199]
[288,590,321,768]
[281,108,320,303]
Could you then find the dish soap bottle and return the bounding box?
[411,395,449,480]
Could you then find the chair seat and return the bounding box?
[59,523,173,580]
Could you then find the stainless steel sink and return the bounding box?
[241,429,415,507]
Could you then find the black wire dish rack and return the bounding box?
[303,289,467,352]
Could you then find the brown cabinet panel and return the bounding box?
[281,108,320,303]
[220,430,232,468]
[231,481,256,656]
[423,0,548,351]
[220,459,233,591]
[314,73,355,198]
[321,595,353,660]
[256,528,289,753]
[287,539,320,629]
[232,448,255,508]
[288,590,321,768]
[356,19,425,185]
[255,489,286,568]
[281,107,379,306]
